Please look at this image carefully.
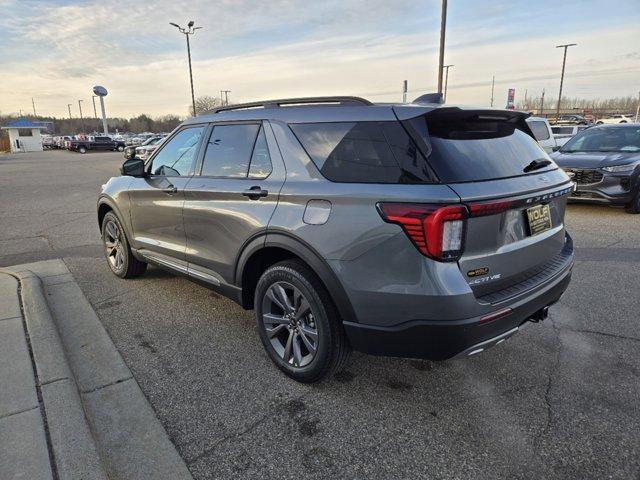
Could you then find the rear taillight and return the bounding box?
[468,200,512,217]
[377,203,468,262]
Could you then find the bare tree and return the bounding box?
[192,95,222,116]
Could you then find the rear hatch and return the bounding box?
[399,107,573,303]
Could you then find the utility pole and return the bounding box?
[32,98,37,116]
[524,89,528,110]
[170,21,202,117]
[540,89,546,117]
[436,0,448,94]
[67,103,72,119]
[490,76,495,107]
[92,96,98,118]
[635,90,640,123]
[402,80,408,103]
[555,43,577,121]
[78,100,85,133]
[443,64,454,102]
[221,90,231,106]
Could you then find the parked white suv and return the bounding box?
[597,114,634,124]
[526,117,558,153]
[551,125,589,147]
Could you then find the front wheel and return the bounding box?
[101,211,147,278]
[254,260,350,383]
[117,145,124,152]
[625,191,640,214]
[78,146,87,154]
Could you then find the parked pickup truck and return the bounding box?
[69,136,125,154]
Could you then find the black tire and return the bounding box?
[101,211,147,278]
[79,146,87,154]
[254,260,350,383]
[625,191,640,214]
[117,145,124,152]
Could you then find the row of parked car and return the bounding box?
[43,132,169,154]
[122,135,167,161]
[552,113,637,126]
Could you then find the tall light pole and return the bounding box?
[436,0,448,94]
[555,43,577,121]
[170,21,202,117]
[635,90,639,123]
[78,99,85,133]
[443,64,454,102]
[490,75,495,107]
[67,104,72,119]
[92,95,98,118]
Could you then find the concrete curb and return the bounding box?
[5,260,193,480]
[1,267,108,480]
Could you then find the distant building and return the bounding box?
[1,118,48,153]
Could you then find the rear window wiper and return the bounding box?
[523,159,552,173]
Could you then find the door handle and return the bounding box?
[162,185,178,195]
[242,186,268,200]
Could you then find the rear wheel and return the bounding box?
[117,145,124,152]
[255,260,350,383]
[78,146,87,154]
[101,211,147,278]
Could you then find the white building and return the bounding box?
[1,119,48,153]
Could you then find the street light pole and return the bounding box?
[170,21,202,117]
[78,100,85,133]
[443,64,454,103]
[436,0,448,94]
[555,43,577,121]
[67,104,72,119]
[92,96,98,118]
[490,75,495,107]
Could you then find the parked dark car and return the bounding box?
[555,115,590,125]
[98,96,574,382]
[551,124,640,213]
[69,136,125,154]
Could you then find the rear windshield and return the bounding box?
[289,121,435,183]
[406,115,554,183]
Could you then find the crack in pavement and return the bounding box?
[534,313,562,453]
[560,327,640,343]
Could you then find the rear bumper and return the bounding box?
[343,264,572,361]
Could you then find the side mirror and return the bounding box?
[120,158,146,177]
[551,145,561,152]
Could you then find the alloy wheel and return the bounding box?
[104,219,125,273]
[261,281,318,368]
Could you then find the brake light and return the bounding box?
[468,200,512,217]
[377,203,468,261]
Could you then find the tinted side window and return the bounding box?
[201,124,260,177]
[248,126,273,179]
[290,121,433,184]
[150,126,204,176]
[528,121,550,141]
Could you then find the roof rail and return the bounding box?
[210,96,373,114]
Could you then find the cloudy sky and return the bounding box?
[1,0,638,118]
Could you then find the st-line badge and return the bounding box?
[467,267,489,278]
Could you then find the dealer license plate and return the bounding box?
[526,204,552,235]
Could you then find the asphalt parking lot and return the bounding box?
[1,150,639,480]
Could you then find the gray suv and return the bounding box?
[97,96,574,382]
